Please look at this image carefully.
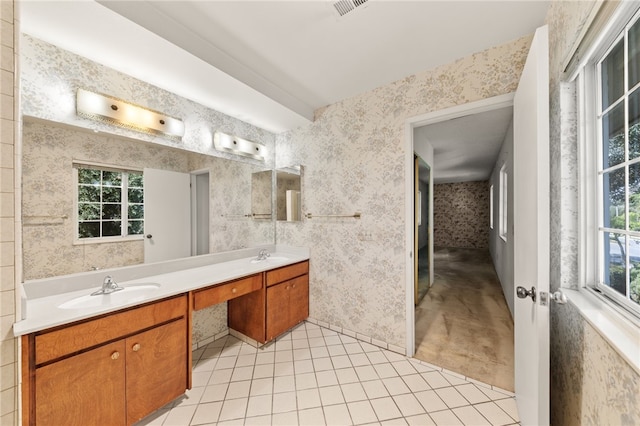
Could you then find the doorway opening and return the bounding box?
[405,93,516,391]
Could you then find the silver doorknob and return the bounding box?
[146,234,152,239]
[516,286,536,302]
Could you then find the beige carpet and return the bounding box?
[414,247,514,391]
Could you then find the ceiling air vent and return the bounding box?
[332,0,369,18]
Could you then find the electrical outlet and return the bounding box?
[359,231,373,241]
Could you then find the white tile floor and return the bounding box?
[136,322,520,426]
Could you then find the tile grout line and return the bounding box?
[141,321,520,426]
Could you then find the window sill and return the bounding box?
[564,288,640,375]
[73,235,144,246]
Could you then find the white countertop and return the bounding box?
[13,245,309,336]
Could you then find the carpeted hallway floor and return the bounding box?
[414,247,514,391]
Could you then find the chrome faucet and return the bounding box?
[91,275,124,296]
[256,249,270,261]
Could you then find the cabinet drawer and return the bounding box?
[34,295,187,365]
[266,261,309,287]
[193,274,262,310]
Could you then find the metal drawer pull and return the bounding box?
[111,351,120,360]
[132,343,141,352]
[232,288,237,294]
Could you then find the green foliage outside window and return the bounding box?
[604,125,640,306]
[77,167,144,239]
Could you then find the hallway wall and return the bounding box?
[489,120,514,317]
[433,181,489,249]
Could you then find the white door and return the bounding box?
[513,25,550,426]
[144,168,191,263]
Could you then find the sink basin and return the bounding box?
[58,283,161,310]
[250,256,290,264]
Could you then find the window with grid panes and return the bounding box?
[76,165,144,240]
[597,10,640,315]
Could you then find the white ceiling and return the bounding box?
[415,106,513,184]
[20,0,549,180]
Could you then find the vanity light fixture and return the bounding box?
[76,89,185,140]
[213,131,265,162]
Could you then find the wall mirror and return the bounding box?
[21,118,276,281]
[251,170,274,220]
[276,166,303,222]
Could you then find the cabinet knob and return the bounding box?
[111,351,120,360]
[231,288,237,294]
[292,284,296,289]
[132,343,141,352]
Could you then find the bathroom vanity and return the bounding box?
[227,260,309,343]
[14,247,309,426]
[22,295,189,425]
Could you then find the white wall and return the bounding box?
[489,119,514,317]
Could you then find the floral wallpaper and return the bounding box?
[21,120,273,280]
[276,172,301,221]
[20,35,276,343]
[276,36,532,348]
[251,170,274,221]
[546,1,640,424]
[433,181,489,249]
[13,3,640,424]
[22,121,177,279]
[20,35,276,165]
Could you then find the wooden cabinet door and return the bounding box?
[289,275,309,326]
[266,275,310,342]
[266,281,292,341]
[35,341,126,426]
[125,319,187,425]
[228,285,266,343]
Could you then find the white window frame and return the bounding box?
[73,162,144,244]
[578,5,640,322]
[572,2,640,374]
[489,184,494,230]
[499,164,508,241]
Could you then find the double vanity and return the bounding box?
[13,245,309,426]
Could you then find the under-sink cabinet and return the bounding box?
[228,260,309,343]
[266,273,309,341]
[19,257,309,425]
[22,295,190,426]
